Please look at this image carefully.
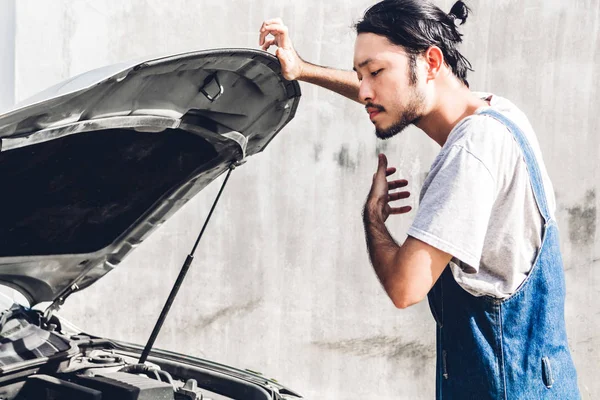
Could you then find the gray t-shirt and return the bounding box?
[406,93,556,299]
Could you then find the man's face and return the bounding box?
[353,33,427,139]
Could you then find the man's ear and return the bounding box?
[423,46,444,80]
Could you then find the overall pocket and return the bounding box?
[542,356,554,388]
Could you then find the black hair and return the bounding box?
[355,0,473,87]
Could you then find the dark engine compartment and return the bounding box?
[2,349,212,400]
[0,305,294,400]
[1,343,225,400]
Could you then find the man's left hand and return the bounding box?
[365,154,412,222]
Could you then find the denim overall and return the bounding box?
[427,109,580,399]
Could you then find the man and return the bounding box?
[259,0,580,399]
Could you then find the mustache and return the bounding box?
[365,103,385,112]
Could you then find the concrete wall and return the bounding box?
[7,0,600,398]
[0,0,14,111]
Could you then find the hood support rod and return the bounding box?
[139,166,234,364]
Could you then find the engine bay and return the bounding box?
[0,305,295,400]
[1,346,233,400]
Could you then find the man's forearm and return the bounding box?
[363,207,403,296]
[299,61,361,103]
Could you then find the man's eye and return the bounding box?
[371,69,383,77]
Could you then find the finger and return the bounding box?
[388,191,411,201]
[259,26,290,49]
[376,154,388,179]
[389,206,412,214]
[259,21,268,45]
[261,17,283,28]
[261,21,285,35]
[259,19,283,36]
[385,167,396,177]
[388,179,408,190]
[261,38,277,51]
[259,22,285,45]
[259,28,273,46]
[258,25,291,48]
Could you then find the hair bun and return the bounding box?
[449,1,470,25]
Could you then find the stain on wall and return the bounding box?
[375,140,390,156]
[197,298,262,329]
[567,190,597,246]
[312,335,435,361]
[334,145,357,170]
[314,142,323,162]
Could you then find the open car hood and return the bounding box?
[0,48,301,306]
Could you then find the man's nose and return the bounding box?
[358,81,374,104]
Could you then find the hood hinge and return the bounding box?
[222,130,248,166]
[43,283,80,322]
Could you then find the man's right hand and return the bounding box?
[259,18,361,102]
[259,18,305,81]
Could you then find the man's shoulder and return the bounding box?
[472,92,533,133]
[445,111,514,155]
[447,93,533,151]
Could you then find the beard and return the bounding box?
[375,107,422,139]
[374,86,426,140]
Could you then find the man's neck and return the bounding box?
[415,85,489,147]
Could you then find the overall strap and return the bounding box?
[477,108,552,224]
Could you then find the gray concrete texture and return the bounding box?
[5,0,599,398]
[0,1,14,112]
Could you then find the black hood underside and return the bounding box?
[0,128,218,257]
